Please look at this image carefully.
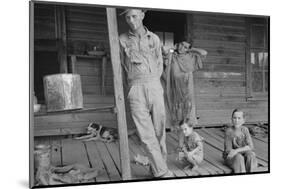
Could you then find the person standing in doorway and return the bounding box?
[119,8,173,178]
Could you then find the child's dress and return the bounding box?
[223,126,258,173]
[183,131,204,164]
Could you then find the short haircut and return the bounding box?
[179,118,194,128]
[231,108,245,118]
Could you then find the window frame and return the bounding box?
[246,17,269,101]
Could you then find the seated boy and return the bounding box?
[178,118,204,171]
[223,109,258,173]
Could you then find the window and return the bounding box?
[247,18,269,99]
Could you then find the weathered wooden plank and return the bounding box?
[193,24,246,35]
[171,131,232,174]
[95,141,122,181]
[70,55,76,73]
[35,118,116,128]
[199,64,245,72]
[83,95,114,104]
[196,109,268,125]
[66,6,105,15]
[166,133,214,176]
[81,85,114,94]
[198,129,268,167]
[193,32,246,43]
[101,56,107,95]
[204,56,245,64]
[104,142,122,175]
[85,141,110,182]
[34,129,63,137]
[106,8,131,180]
[67,36,109,43]
[193,14,246,23]
[193,16,246,27]
[165,133,178,154]
[196,103,267,112]
[194,39,246,50]
[68,30,108,38]
[79,76,113,86]
[195,71,245,80]
[209,128,268,161]
[61,138,90,166]
[194,22,246,31]
[201,144,232,174]
[127,137,154,179]
[167,153,196,177]
[67,21,107,31]
[66,9,107,20]
[35,111,116,123]
[194,47,245,58]
[66,16,107,25]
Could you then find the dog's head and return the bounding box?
[87,122,102,135]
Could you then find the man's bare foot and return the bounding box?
[183,164,192,171]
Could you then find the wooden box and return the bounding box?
[43,74,83,112]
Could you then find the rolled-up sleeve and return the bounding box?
[223,129,233,159]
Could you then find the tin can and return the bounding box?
[34,144,51,170]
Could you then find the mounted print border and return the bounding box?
[29,0,269,188]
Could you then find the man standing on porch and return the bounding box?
[119,8,173,178]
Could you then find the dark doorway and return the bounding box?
[143,10,187,45]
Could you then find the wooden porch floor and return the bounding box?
[34,127,268,184]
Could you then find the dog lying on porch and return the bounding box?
[75,122,136,143]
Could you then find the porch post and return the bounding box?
[106,8,132,180]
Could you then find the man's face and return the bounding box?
[232,111,245,128]
[125,9,144,31]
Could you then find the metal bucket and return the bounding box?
[43,74,83,112]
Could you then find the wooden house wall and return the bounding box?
[33,5,268,136]
[191,13,268,125]
[34,4,60,102]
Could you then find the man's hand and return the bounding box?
[183,73,189,83]
[177,151,185,161]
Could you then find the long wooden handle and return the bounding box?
[106,8,132,180]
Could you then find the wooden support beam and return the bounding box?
[55,6,68,73]
[101,56,107,95]
[106,8,131,180]
[29,2,35,188]
[186,13,194,42]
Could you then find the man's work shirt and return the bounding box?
[119,28,163,86]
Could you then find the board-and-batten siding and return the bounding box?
[191,14,268,125]
[35,6,131,136]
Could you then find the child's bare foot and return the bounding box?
[191,165,199,171]
[183,164,192,171]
